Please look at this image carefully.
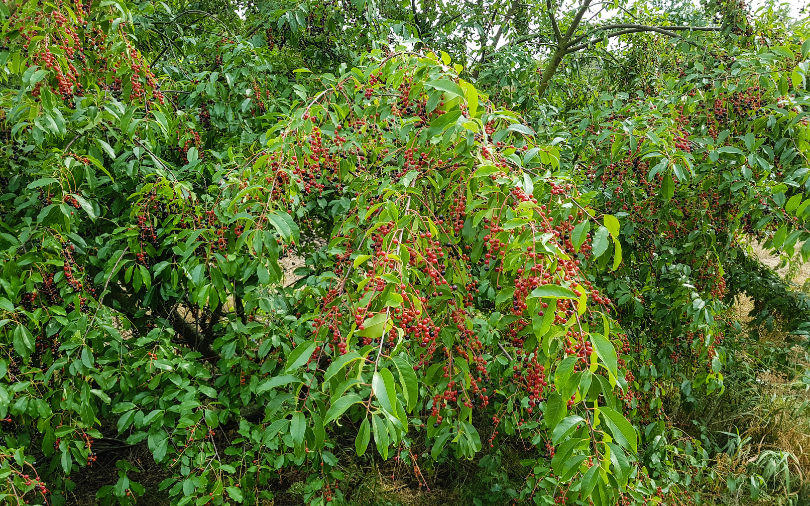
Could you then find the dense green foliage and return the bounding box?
[0,0,808,505]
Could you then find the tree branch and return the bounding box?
[479,1,520,65]
[430,13,463,33]
[410,0,423,39]
[562,0,594,42]
[565,25,719,54]
[546,0,562,42]
[569,23,721,47]
[149,9,236,38]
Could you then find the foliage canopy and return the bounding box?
[0,0,809,505]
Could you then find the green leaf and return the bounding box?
[786,194,802,214]
[612,237,622,271]
[717,146,743,155]
[590,333,618,380]
[425,79,464,99]
[0,298,14,312]
[603,215,620,238]
[551,437,585,476]
[307,411,323,450]
[392,356,418,412]
[592,226,610,258]
[153,110,169,134]
[607,441,631,486]
[13,326,34,360]
[226,486,243,503]
[267,211,293,242]
[431,430,453,460]
[496,287,516,306]
[507,124,535,137]
[561,455,588,482]
[460,80,478,117]
[599,406,637,453]
[323,351,362,384]
[528,285,578,299]
[543,392,566,431]
[353,254,371,268]
[291,412,306,447]
[372,368,397,415]
[96,138,116,159]
[357,312,389,339]
[151,432,169,462]
[256,375,302,394]
[324,394,362,424]
[572,220,590,252]
[662,175,674,201]
[552,415,584,444]
[61,449,72,474]
[355,418,371,455]
[29,69,48,86]
[72,195,96,220]
[803,39,810,58]
[27,177,58,189]
[581,463,601,498]
[428,110,462,136]
[285,340,316,372]
[372,414,389,459]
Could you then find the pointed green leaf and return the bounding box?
[590,333,617,380]
[372,368,397,415]
[257,375,302,394]
[324,394,362,424]
[552,415,585,444]
[291,412,306,447]
[603,214,620,238]
[425,79,464,99]
[572,220,590,252]
[599,406,637,453]
[392,356,418,412]
[592,226,610,258]
[355,418,371,455]
[285,340,316,372]
[528,285,578,300]
[323,351,362,384]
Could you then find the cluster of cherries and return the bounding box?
[61,241,84,291]
[177,129,204,164]
[10,0,165,107]
[62,194,81,210]
[85,434,98,466]
[32,330,61,369]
